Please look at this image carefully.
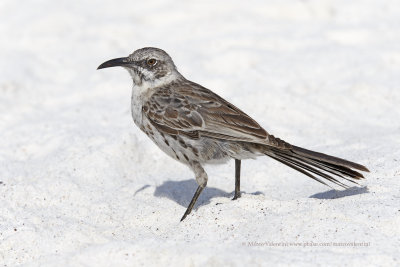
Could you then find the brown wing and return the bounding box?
[143,79,291,149]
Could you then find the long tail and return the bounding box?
[264,145,369,188]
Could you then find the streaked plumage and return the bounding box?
[98,47,369,221]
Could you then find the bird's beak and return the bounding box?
[97,57,130,70]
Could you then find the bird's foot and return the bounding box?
[232,192,241,200]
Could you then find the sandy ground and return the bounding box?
[1,0,399,266]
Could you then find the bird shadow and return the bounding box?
[134,185,151,196]
[309,186,369,199]
[153,179,231,208]
[153,179,265,208]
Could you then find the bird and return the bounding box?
[97,47,369,221]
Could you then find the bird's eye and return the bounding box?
[147,58,157,66]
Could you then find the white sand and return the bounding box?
[1,0,399,266]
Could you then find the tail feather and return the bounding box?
[271,150,350,188]
[292,145,369,172]
[268,153,331,187]
[287,150,364,182]
[264,145,369,188]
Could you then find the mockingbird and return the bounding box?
[98,47,369,221]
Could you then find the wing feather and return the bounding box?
[143,80,291,149]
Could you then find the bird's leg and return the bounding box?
[181,162,208,221]
[232,159,241,200]
[181,186,205,221]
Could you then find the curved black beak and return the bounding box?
[97,57,130,70]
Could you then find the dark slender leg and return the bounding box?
[232,159,241,200]
[181,185,205,221]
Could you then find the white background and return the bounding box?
[1,0,399,266]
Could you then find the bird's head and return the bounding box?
[97,47,181,86]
